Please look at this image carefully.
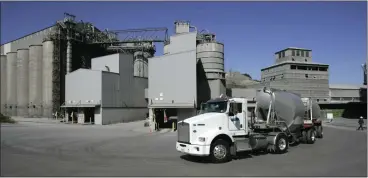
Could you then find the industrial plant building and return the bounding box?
[260,47,330,103]
[1,14,366,125]
[62,53,148,125]
[0,13,164,123]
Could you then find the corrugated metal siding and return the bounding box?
[101,72,120,107]
[101,108,147,125]
[65,69,102,105]
[119,53,135,107]
[132,77,148,107]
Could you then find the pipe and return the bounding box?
[66,38,72,74]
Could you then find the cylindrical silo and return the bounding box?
[133,51,151,78]
[197,41,226,98]
[1,55,7,115]
[42,40,54,118]
[196,42,225,80]
[29,45,43,117]
[6,52,17,116]
[16,49,30,117]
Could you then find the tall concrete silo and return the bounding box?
[196,33,226,99]
[6,52,17,116]
[134,51,151,78]
[29,45,43,117]
[133,42,154,78]
[0,55,7,115]
[42,40,54,118]
[16,49,30,117]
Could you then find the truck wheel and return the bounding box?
[306,129,316,144]
[210,139,231,163]
[274,134,288,154]
[316,126,323,138]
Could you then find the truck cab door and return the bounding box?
[228,102,246,135]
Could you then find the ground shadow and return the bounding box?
[180,149,283,163]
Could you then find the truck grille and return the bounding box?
[177,122,190,143]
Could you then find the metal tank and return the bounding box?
[16,49,30,117]
[42,40,54,118]
[29,45,43,117]
[6,52,17,116]
[133,51,151,78]
[196,41,225,80]
[0,55,7,115]
[256,88,305,133]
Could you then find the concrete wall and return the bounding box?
[65,69,102,105]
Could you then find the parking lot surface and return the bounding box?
[1,121,367,177]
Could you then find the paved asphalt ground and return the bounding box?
[1,118,367,177]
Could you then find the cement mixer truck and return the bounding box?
[176,87,323,163]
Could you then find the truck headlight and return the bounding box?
[198,137,206,142]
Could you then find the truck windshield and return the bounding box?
[200,101,228,114]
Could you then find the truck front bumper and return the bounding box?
[176,142,210,156]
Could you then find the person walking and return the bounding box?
[357,116,365,130]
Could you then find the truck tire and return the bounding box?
[274,134,289,154]
[210,139,231,163]
[316,126,323,138]
[306,129,316,144]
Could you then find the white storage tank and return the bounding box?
[16,48,30,117]
[29,44,43,117]
[6,52,17,116]
[196,41,225,80]
[42,40,54,118]
[0,55,7,114]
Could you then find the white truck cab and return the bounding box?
[176,94,290,163]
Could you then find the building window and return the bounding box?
[306,51,309,57]
[282,51,285,57]
[319,67,328,71]
[301,51,304,57]
[305,59,308,62]
[317,99,320,102]
[292,58,295,61]
[278,53,281,58]
[290,65,296,69]
[296,50,300,56]
[292,50,295,56]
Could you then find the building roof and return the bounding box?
[329,84,367,90]
[275,47,312,54]
[261,61,329,71]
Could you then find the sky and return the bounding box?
[1,1,367,85]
